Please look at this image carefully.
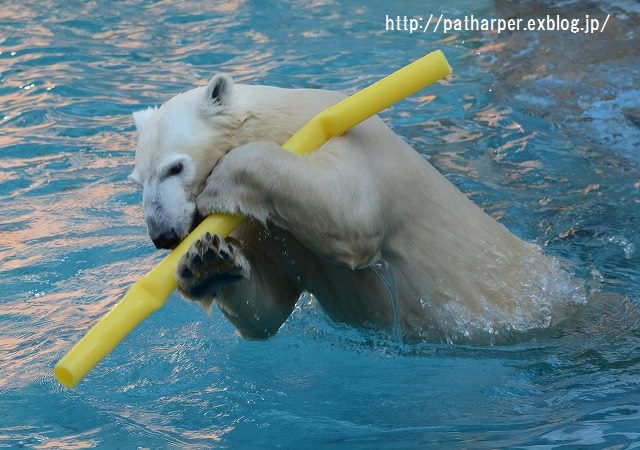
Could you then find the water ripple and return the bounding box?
[0,0,639,448]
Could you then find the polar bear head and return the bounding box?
[129,74,238,249]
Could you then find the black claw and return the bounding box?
[213,234,221,247]
[219,248,229,261]
[180,266,193,279]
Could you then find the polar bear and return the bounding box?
[130,74,585,343]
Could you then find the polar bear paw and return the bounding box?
[176,232,249,301]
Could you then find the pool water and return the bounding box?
[2,0,639,448]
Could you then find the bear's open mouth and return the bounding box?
[189,210,205,234]
[159,211,205,250]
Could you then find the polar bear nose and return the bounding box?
[151,230,180,250]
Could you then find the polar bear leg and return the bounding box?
[196,141,384,269]
[176,225,301,339]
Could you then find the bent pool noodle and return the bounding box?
[54,50,452,388]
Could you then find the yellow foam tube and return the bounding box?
[54,50,452,388]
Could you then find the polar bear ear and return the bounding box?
[132,107,158,133]
[202,74,233,109]
[128,168,143,187]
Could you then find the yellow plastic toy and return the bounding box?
[54,50,452,388]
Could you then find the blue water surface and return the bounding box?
[1,0,640,448]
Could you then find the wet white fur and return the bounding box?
[131,75,584,342]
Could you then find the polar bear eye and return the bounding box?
[169,163,183,177]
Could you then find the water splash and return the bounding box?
[370,259,403,344]
[432,247,588,345]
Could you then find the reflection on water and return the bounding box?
[0,148,152,387]
[1,0,639,447]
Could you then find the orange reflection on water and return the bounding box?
[0,132,152,386]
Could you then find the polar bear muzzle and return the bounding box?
[148,209,205,250]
